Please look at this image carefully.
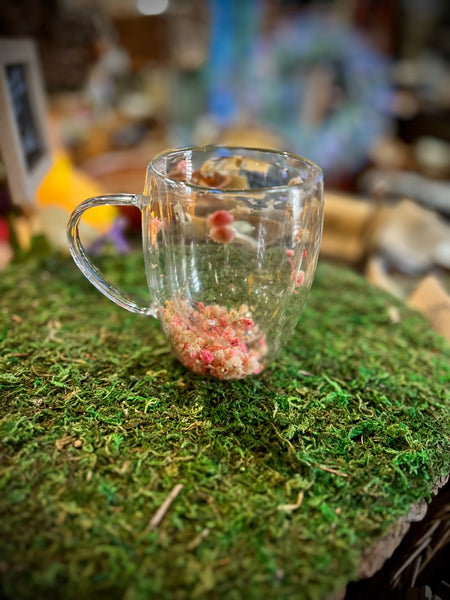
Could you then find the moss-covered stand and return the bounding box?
[1,253,449,600]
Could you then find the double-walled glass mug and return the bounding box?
[67,146,323,380]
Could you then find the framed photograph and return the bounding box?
[0,38,52,207]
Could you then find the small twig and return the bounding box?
[187,528,210,550]
[270,422,295,454]
[410,555,422,588]
[277,490,304,512]
[162,455,195,466]
[418,527,450,572]
[390,532,436,584]
[181,421,204,432]
[311,463,349,478]
[59,356,90,365]
[145,483,184,532]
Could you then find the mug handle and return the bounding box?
[67,193,156,317]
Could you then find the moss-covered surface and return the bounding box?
[1,252,449,600]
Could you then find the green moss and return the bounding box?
[0,252,449,600]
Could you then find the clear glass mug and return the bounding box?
[67,146,323,380]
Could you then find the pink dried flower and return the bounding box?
[210,225,236,244]
[177,159,188,174]
[240,318,254,328]
[201,350,214,364]
[286,249,305,293]
[291,270,305,289]
[160,299,267,380]
[208,209,234,227]
[149,216,167,243]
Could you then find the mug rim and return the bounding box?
[148,145,323,194]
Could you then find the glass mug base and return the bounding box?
[67,146,324,380]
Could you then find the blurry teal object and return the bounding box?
[207,0,235,123]
[246,13,391,177]
[207,0,263,125]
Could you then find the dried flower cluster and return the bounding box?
[208,210,236,244]
[160,299,267,379]
[285,249,306,292]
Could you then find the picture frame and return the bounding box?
[0,38,52,207]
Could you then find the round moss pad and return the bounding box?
[1,253,449,600]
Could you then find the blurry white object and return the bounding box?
[361,169,450,215]
[375,199,450,274]
[415,137,450,178]
[136,0,169,16]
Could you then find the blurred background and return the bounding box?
[0,0,449,336]
[1,6,449,598]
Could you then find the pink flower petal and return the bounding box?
[210,225,236,244]
[201,350,215,364]
[208,209,234,227]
